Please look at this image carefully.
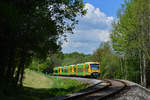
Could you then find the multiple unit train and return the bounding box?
[53,62,101,78]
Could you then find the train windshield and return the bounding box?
[90,64,99,70]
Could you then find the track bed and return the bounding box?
[63,79,127,100]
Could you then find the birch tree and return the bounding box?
[111,0,150,87]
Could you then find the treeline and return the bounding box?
[92,0,150,87]
[29,52,91,73]
[0,0,86,87]
[30,40,150,87]
[91,0,150,88]
[111,0,150,87]
[29,43,125,80]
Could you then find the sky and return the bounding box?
[61,0,124,54]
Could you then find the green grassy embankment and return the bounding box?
[23,69,53,88]
[0,69,89,100]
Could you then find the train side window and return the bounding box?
[65,68,68,73]
[74,67,76,72]
[62,68,63,72]
[78,67,82,72]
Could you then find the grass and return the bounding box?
[49,77,89,96]
[23,69,53,88]
[0,69,89,100]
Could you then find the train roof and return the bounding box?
[85,62,99,64]
[53,62,100,69]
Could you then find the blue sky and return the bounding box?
[61,0,124,54]
[83,0,124,17]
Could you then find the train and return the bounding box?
[53,62,101,78]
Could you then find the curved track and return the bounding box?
[63,79,128,100]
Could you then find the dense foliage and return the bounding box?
[111,0,150,87]
[91,42,123,79]
[28,51,91,73]
[0,0,86,86]
[88,0,150,87]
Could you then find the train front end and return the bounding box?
[89,62,101,78]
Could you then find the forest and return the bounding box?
[1,0,150,93]
[0,0,86,87]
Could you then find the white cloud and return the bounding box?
[62,3,113,54]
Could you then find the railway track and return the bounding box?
[62,79,128,100]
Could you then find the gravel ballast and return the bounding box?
[106,80,150,100]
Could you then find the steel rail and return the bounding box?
[62,79,128,100]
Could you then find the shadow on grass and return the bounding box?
[1,84,86,100]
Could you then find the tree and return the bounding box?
[0,0,86,86]
[111,0,150,87]
[92,42,124,79]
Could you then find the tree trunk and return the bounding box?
[139,50,143,86]
[11,66,16,78]
[143,53,147,87]
[120,57,123,78]
[15,63,21,85]
[124,56,128,80]
[19,50,26,87]
[7,47,16,79]
[19,63,25,87]
[15,52,25,85]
